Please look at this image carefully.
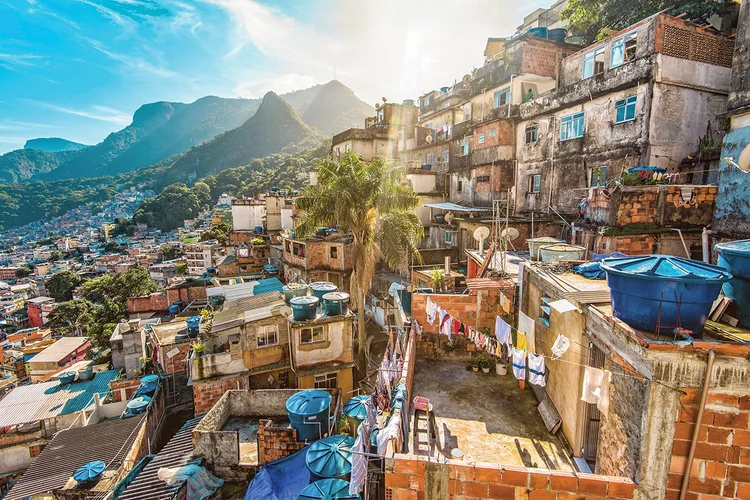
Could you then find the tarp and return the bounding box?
[244,445,311,500]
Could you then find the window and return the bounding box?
[490,129,496,138]
[591,166,608,187]
[478,133,485,144]
[560,113,585,141]
[494,88,510,108]
[582,46,606,79]
[443,102,450,109]
[300,325,325,344]
[457,180,463,192]
[424,96,431,105]
[615,96,637,123]
[441,150,449,164]
[530,174,541,193]
[459,140,470,155]
[540,296,551,327]
[525,125,538,144]
[463,103,472,121]
[330,246,338,259]
[426,153,434,165]
[476,175,490,182]
[378,109,384,122]
[445,231,453,245]
[611,31,638,68]
[285,241,291,253]
[314,372,338,389]
[257,326,279,347]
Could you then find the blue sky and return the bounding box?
[0,0,549,153]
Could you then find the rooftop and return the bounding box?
[149,319,190,346]
[5,415,145,500]
[0,369,120,427]
[29,336,89,364]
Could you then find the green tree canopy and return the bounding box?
[15,263,33,278]
[46,270,83,302]
[160,244,177,260]
[295,152,423,372]
[47,299,94,337]
[81,268,158,305]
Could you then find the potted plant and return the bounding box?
[471,354,480,372]
[474,354,489,373]
[429,268,445,292]
[496,345,508,376]
[191,342,206,357]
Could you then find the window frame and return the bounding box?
[614,96,637,124]
[525,124,539,144]
[540,296,551,327]
[476,175,490,183]
[457,180,463,192]
[445,231,453,245]
[590,166,608,188]
[478,133,485,144]
[314,372,338,389]
[560,112,585,141]
[300,325,325,345]
[426,153,434,165]
[493,88,510,108]
[441,150,449,164]
[424,96,431,105]
[530,174,541,194]
[582,46,606,79]
[257,325,279,347]
[490,129,497,138]
[459,140,470,156]
[610,30,638,69]
[329,246,338,259]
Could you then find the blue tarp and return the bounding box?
[574,253,627,280]
[254,278,285,295]
[244,445,311,500]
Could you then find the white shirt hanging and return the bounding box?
[426,297,438,325]
[551,334,571,358]
[527,352,546,387]
[511,348,526,380]
[518,312,536,352]
[581,366,607,405]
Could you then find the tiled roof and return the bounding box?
[118,416,202,500]
[5,415,145,500]
[29,337,88,364]
[0,370,119,427]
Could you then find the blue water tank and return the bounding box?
[343,395,369,423]
[73,461,106,484]
[323,292,350,316]
[255,226,263,233]
[168,304,180,314]
[305,435,355,480]
[526,27,548,38]
[136,374,158,397]
[548,28,568,42]
[298,479,361,499]
[290,296,320,321]
[58,371,76,385]
[602,255,732,333]
[286,390,332,441]
[124,396,152,417]
[186,316,201,337]
[310,282,337,301]
[715,239,750,328]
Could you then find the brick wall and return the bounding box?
[109,377,142,400]
[668,389,750,499]
[158,343,191,376]
[257,418,306,464]
[520,38,567,78]
[193,373,249,415]
[385,455,638,500]
[127,293,169,313]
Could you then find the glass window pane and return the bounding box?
[616,106,625,123]
[625,103,636,121]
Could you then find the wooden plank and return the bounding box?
[565,290,611,305]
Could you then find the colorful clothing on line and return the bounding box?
[426,297,438,325]
[512,347,526,380]
[516,332,527,351]
[528,352,546,386]
[518,312,536,352]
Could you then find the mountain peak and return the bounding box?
[24,137,88,153]
[301,80,374,136]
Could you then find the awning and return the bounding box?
[424,202,492,212]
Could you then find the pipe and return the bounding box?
[679,350,715,500]
[671,228,691,258]
[701,227,712,264]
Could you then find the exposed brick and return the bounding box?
[461,482,488,498]
[449,464,476,481]
[577,473,610,496]
[529,490,557,500]
[686,477,723,495]
[487,484,514,499]
[705,426,732,444]
[735,430,750,447]
[707,393,740,406]
[607,477,638,499]
[736,482,750,499]
[713,412,749,429]
[549,471,578,492]
[386,473,410,489]
[474,464,502,483]
[729,465,750,483]
[693,443,729,462]
[501,466,529,487]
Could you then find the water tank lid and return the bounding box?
[343,395,369,421]
[298,479,360,500]
[715,239,750,257]
[311,282,336,289]
[306,435,355,478]
[286,390,332,417]
[73,461,106,483]
[323,292,350,302]
[126,396,152,411]
[290,296,320,307]
[539,243,585,252]
[601,255,732,283]
[140,374,158,385]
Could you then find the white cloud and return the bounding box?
[81,37,178,79]
[0,53,44,67]
[234,72,319,98]
[24,99,131,126]
[208,0,549,105]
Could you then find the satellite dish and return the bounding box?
[501,227,520,241]
[473,226,490,254]
[382,97,388,103]
[462,74,471,85]
[735,144,750,171]
[444,114,451,122]
[425,135,433,144]
[375,103,380,110]
[444,212,455,225]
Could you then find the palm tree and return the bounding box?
[295,152,423,374]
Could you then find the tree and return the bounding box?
[49,250,63,262]
[295,153,423,373]
[47,270,83,302]
[161,244,176,260]
[176,263,188,275]
[81,268,158,305]
[47,299,94,336]
[15,263,33,278]
[561,0,725,44]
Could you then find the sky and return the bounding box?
[0,0,551,153]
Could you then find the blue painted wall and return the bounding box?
[715,124,750,237]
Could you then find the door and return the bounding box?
[582,343,605,466]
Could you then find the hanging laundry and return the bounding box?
[452,319,462,335]
[528,352,546,386]
[516,332,527,351]
[377,415,402,455]
[597,370,612,415]
[581,366,607,406]
[440,314,453,340]
[426,297,438,325]
[518,312,536,352]
[551,334,571,358]
[495,316,512,347]
[349,425,367,495]
[512,348,526,380]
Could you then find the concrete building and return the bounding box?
[184,240,223,275]
[232,198,266,232]
[110,319,146,379]
[25,297,54,328]
[281,232,354,291]
[27,337,90,383]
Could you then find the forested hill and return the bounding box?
[24,138,89,152]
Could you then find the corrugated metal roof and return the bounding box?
[423,202,492,212]
[5,415,145,500]
[118,416,202,500]
[0,370,119,427]
[29,337,89,364]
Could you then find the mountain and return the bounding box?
[0,149,82,183]
[281,84,324,115]
[24,138,89,152]
[162,92,316,183]
[301,80,374,136]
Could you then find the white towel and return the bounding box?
[518,312,536,352]
[426,297,438,325]
[597,370,612,415]
[349,425,367,495]
[512,348,526,380]
[495,316,512,347]
[528,352,546,387]
[551,334,571,358]
[581,366,606,405]
[440,315,453,340]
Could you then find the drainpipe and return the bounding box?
[679,350,715,500]
[507,75,515,118]
[701,227,712,264]
[671,228,691,258]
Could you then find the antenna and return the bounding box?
[462,74,471,85]
[425,134,433,144]
[473,226,490,254]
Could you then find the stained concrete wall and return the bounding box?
[727,0,750,112]
[715,117,750,238]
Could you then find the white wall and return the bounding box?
[232,204,266,231]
